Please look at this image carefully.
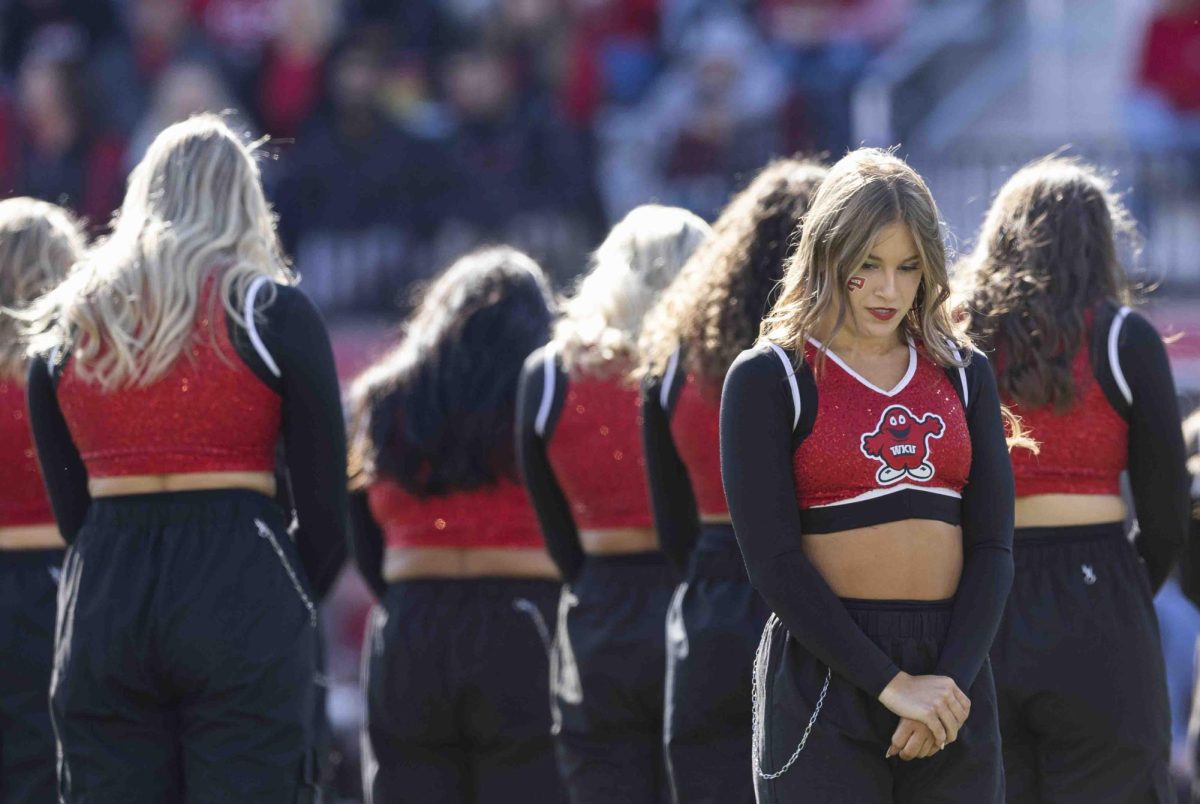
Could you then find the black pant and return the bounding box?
[757,599,1003,803]
[0,548,61,803]
[552,552,675,804]
[664,525,768,804]
[991,523,1174,804]
[362,577,564,804]
[52,490,320,803]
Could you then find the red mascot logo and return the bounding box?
[860,404,945,485]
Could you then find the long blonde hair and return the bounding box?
[23,114,293,389]
[554,204,710,377]
[639,158,826,385]
[0,198,86,379]
[760,148,966,368]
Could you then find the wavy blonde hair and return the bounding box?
[554,204,710,377]
[22,114,293,389]
[639,158,827,386]
[760,148,967,368]
[0,198,86,379]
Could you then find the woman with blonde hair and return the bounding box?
[0,197,85,803]
[637,158,826,803]
[516,204,710,803]
[721,148,1012,802]
[23,114,347,802]
[959,155,1187,803]
[347,246,564,803]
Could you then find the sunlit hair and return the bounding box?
[0,199,86,379]
[554,204,710,378]
[760,148,966,368]
[639,158,827,387]
[956,155,1136,411]
[22,113,292,389]
[346,246,555,494]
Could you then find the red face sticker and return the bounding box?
[847,276,865,292]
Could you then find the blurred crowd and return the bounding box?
[0,0,915,315]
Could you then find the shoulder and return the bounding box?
[520,344,562,387]
[725,343,804,401]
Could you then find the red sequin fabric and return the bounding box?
[546,371,654,529]
[56,285,281,477]
[1004,335,1127,497]
[369,478,544,549]
[794,341,971,508]
[0,378,55,526]
[669,374,727,516]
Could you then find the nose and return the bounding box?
[876,267,901,300]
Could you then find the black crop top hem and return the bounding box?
[801,490,961,534]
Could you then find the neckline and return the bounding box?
[807,336,918,397]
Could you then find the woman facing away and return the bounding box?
[720,147,1014,803]
[22,114,347,803]
[959,155,1189,804]
[0,197,85,803]
[346,246,565,803]
[636,157,827,804]
[516,204,711,803]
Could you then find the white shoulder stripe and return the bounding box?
[1108,306,1133,406]
[948,341,968,410]
[535,346,557,438]
[660,347,681,410]
[245,276,281,378]
[766,342,801,431]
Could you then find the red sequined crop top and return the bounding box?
[55,280,282,478]
[0,378,55,527]
[668,374,727,517]
[544,370,654,530]
[1002,311,1130,497]
[782,339,972,534]
[367,477,544,549]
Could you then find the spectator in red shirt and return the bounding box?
[1128,0,1200,155]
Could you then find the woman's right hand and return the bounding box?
[877,671,971,746]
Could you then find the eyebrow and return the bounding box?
[865,254,921,263]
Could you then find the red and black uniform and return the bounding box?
[349,477,564,803]
[990,303,1187,804]
[517,346,674,804]
[0,377,60,803]
[641,349,769,804]
[26,277,347,804]
[721,338,1013,803]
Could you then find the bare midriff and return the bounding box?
[580,527,658,555]
[700,513,732,525]
[383,547,559,580]
[802,519,962,600]
[1014,494,1126,528]
[0,524,65,550]
[89,471,277,499]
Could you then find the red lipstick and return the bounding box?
[868,308,897,321]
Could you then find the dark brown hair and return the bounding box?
[957,155,1136,410]
[639,158,828,386]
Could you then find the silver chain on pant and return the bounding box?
[752,614,831,780]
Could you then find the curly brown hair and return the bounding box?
[956,155,1136,411]
[639,158,828,387]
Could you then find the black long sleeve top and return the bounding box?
[720,342,1014,697]
[26,283,348,600]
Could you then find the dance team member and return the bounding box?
[960,156,1189,803]
[347,246,565,803]
[637,158,826,803]
[0,198,85,803]
[24,114,346,802]
[517,205,710,803]
[721,148,1013,803]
